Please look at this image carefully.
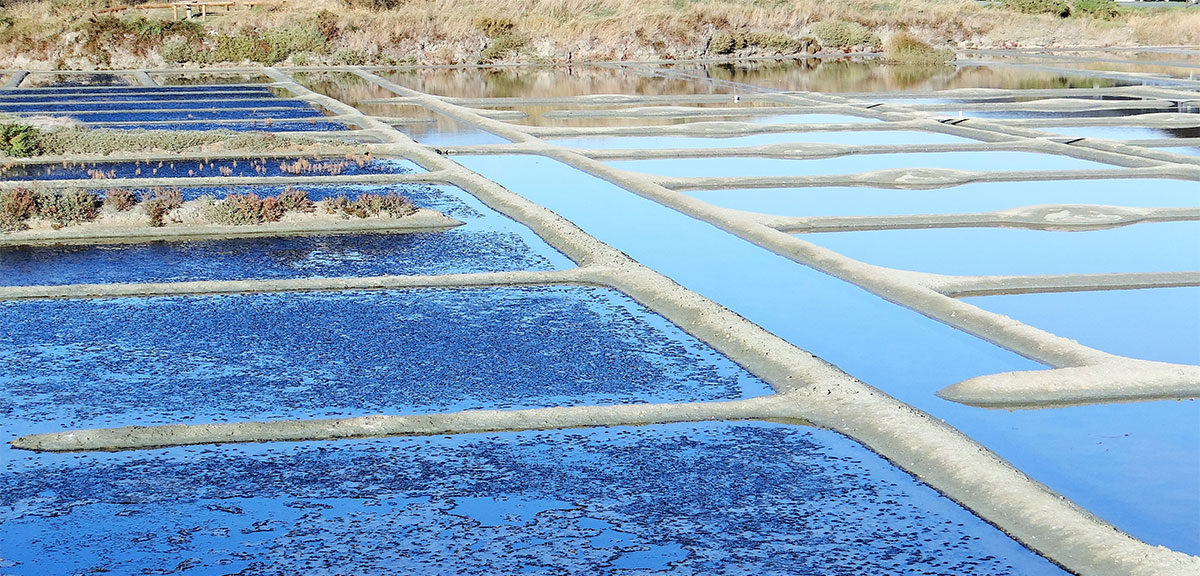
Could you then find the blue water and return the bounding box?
[0,85,275,97]
[0,287,770,434]
[458,153,1200,554]
[44,108,325,123]
[85,120,351,132]
[0,423,1066,575]
[685,178,1200,216]
[0,99,314,112]
[968,287,1200,366]
[609,151,1115,177]
[0,157,418,180]
[0,89,278,104]
[549,130,970,150]
[800,222,1200,275]
[0,184,570,286]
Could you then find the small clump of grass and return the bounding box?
[884,31,954,66]
[810,20,882,51]
[143,187,183,228]
[325,192,415,219]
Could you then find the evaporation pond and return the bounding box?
[608,151,1113,177]
[458,153,1199,551]
[0,157,416,180]
[0,287,770,432]
[799,221,1200,275]
[0,422,1067,575]
[967,287,1200,365]
[549,130,968,150]
[686,178,1200,216]
[0,98,315,113]
[0,184,570,285]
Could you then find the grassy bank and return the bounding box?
[0,0,1196,69]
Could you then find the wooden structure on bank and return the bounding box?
[93,1,278,21]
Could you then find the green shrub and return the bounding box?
[884,31,954,66]
[811,20,882,50]
[35,189,101,228]
[0,188,36,232]
[1001,0,1072,17]
[709,30,819,56]
[480,34,526,62]
[160,37,198,64]
[0,123,43,157]
[143,187,182,227]
[1071,0,1122,19]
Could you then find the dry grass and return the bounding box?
[0,0,1195,68]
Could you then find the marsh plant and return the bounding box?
[142,187,183,227]
[0,187,101,231]
[325,192,416,219]
[202,187,316,225]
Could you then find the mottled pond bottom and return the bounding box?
[0,287,768,433]
[0,422,1066,576]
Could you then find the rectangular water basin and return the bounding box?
[608,151,1116,178]
[0,422,1066,575]
[549,130,968,150]
[459,154,1200,552]
[685,179,1200,216]
[0,287,771,432]
[799,221,1200,276]
[966,287,1200,366]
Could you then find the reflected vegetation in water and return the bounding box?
[695,59,1123,92]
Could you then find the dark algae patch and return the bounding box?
[0,423,1066,575]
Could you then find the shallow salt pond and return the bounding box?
[684,179,1200,216]
[0,287,768,434]
[0,422,1066,576]
[549,130,970,150]
[798,221,1200,276]
[459,153,1200,554]
[967,287,1200,366]
[0,183,570,286]
[609,150,1115,178]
